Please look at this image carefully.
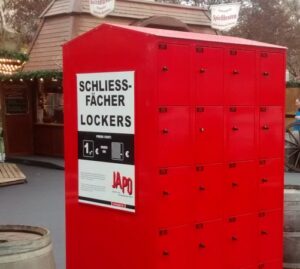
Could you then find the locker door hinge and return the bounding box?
[159,107,168,113]
[158,43,167,50]
[195,223,204,229]
[159,168,168,175]
[228,217,237,223]
[229,163,237,168]
[159,229,168,236]
[196,165,204,172]
[196,46,204,53]
[258,211,266,218]
[230,49,237,56]
[196,107,205,112]
[261,52,268,58]
[259,160,266,165]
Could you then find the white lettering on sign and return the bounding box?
[77,72,134,134]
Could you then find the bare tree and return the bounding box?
[1,0,52,49]
[229,0,300,79]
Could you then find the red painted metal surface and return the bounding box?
[64,23,286,269]
[195,106,224,164]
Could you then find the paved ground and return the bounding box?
[0,163,298,269]
[0,164,65,269]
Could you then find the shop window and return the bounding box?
[36,79,63,124]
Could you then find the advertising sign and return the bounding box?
[77,71,135,212]
[89,0,115,18]
[211,3,241,31]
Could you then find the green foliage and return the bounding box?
[0,50,28,62]
[0,70,62,81]
[228,0,300,79]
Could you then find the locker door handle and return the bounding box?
[162,191,170,196]
[231,236,238,241]
[263,71,269,77]
[232,182,239,187]
[162,250,170,256]
[233,70,239,75]
[261,230,268,235]
[198,243,206,249]
[199,68,206,73]
[232,126,239,131]
[199,127,205,133]
[261,178,268,183]
[162,129,169,134]
[262,125,270,130]
[162,66,169,72]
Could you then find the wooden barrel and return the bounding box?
[0,225,56,269]
[284,187,300,269]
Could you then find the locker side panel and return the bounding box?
[64,26,159,269]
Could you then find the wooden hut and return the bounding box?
[4,0,215,157]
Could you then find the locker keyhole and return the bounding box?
[199,127,205,133]
[162,66,169,72]
[198,186,206,191]
[162,250,169,256]
[232,69,239,75]
[199,68,206,74]
[232,182,239,187]
[231,236,238,241]
[198,243,206,249]
[263,71,269,77]
[262,124,270,130]
[232,126,239,131]
[261,178,268,183]
[261,230,268,235]
[162,191,170,196]
[162,128,169,134]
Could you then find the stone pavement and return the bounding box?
[0,160,298,269]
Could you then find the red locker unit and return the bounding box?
[64,24,286,269]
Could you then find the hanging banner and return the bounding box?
[89,0,115,18]
[210,3,241,31]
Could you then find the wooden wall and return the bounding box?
[286,87,300,127]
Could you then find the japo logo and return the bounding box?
[112,172,133,195]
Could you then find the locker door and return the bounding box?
[226,107,256,161]
[258,159,283,211]
[259,52,285,105]
[193,220,223,269]
[157,166,193,227]
[157,226,192,269]
[158,106,192,166]
[224,161,258,216]
[258,210,283,262]
[194,164,224,221]
[259,107,284,159]
[224,214,257,269]
[195,47,224,105]
[158,43,191,105]
[195,106,224,164]
[225,49,256,105]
